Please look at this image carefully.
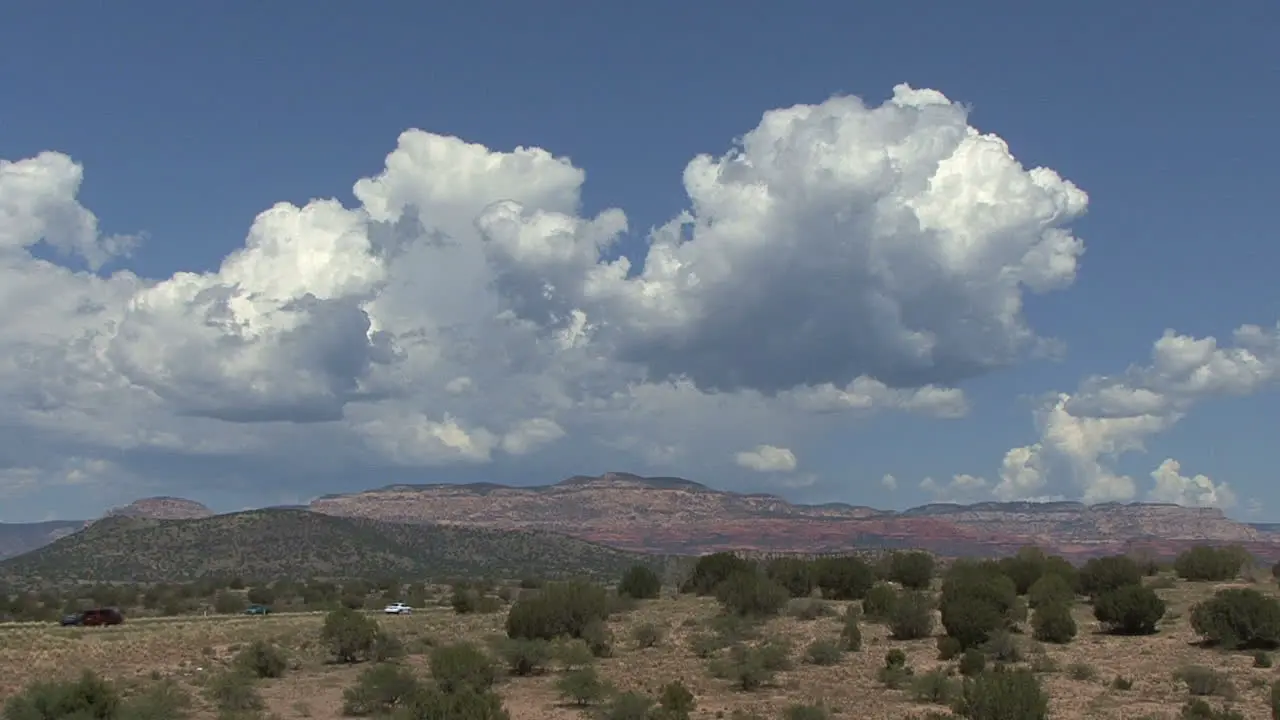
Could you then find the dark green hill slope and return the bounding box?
[0,509,658,583]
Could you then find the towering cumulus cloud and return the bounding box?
[0,84,1096,506]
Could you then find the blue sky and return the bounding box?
[1,2,1277,520]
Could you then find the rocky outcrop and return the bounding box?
[104,496,214,520]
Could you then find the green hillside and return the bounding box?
[0,509,660,584]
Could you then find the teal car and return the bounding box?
[244,604,271,615]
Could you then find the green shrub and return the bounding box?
[321,606,381,663]
[120,679,192,719]
[394,686,510,720]
[495,638,552,676]
[890,590,935,640]
[234,639,288,679]
[766,557,815,598]
[713,571,789,618]
[1254,651,1273,668]
[618,565,662,600]
[581,618,614,658]
[552,637,595,670]
[1180,698,1245,720]
[429,642,497,694]
[785,597,833,620]
[939,563,1021,650]
[601,692,654,720]
[1175,665,1235,698]
[1175,545,1249,582]
[1270,679,1280,720]
[1078,556,1142,597]
[710,644,784,691]
[631,622,663,649]
[657,680,696,718]
[878,649,913,689]
[1066,662,1097,681]
[955,668,1048,720]
[958,648,986,676]
[936,635,962,660]
[1189,588,1280,649]
[1093,584,1165,636]
[1026,574,1074,609]
[982,630,1023,663]
[810,555,876,600]
[2,670,121,720]
[862,582,899,621]
[840,610,862,651]
[203,670,263,714]
[804,639,844,666]
[556,667,610,706]
[912,669,959,705]
[1031,603,1076,644]
[212,590,247,614]
[505,580,609,641]
[681,552,756,595]
[887,551,936,590]
[342,663,420,716]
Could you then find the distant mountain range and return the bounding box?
[3,472,1278,569]
[0,509,657,584]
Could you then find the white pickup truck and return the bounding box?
[382,602,413,615]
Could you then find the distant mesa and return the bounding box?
[104,496,214,520]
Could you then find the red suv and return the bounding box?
[61,607,124,626]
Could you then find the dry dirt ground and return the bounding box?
[1,577,1278,719]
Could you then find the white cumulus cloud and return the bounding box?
[993,324,1280,506]
[734,445,799,473]
[0,84,1099,514]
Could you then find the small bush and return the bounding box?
[940,564,1020,650]
[1078,555,1143,597]
[710,644,784,691]
[630,622,663,649]
[681,552,756,595]
[804,639,844,666]
[955,668,1049,720]
[887,551,936,590]
[1094,584,1165,636]
[786,597,833,621]
[890,590,935,640]
[553,637,595,670]
[342,663,420,716]
[1175,545,1249,582]
[397,686,510,720]
[234,639,287,679]
[618,564,662,600]
[581,618,614,658]
[840,610,862,651]
[862,582,899,621]
[1175,665,1235,698]
[937,635,962,660]
[885,648,908,668]
[810,555,876,600]
[2,670,121,720]
[1026,574,1074,609]
[1254,651,1274,668]
[958,649,986,677]
[766,557,815,598]
[556,667,609,706]
[601,692,654,720]
[1270,679,1280,720]
[204,670,263,714]
[878,650,914,689]
[657,680,696,718]
[505,580,609,642]
[430,642,497,694]
[1067,662,1097,681]
[1112,676,1134,691]
[119,678,191,720]
[1190,588,1280,649]
[714,571,790,618]
[1031,603,1077,644]
[1180,698,1245,720]
[496,637,552,676]
[912,669,959,705]
[982,630,1022,663]
[321,606,381,663]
